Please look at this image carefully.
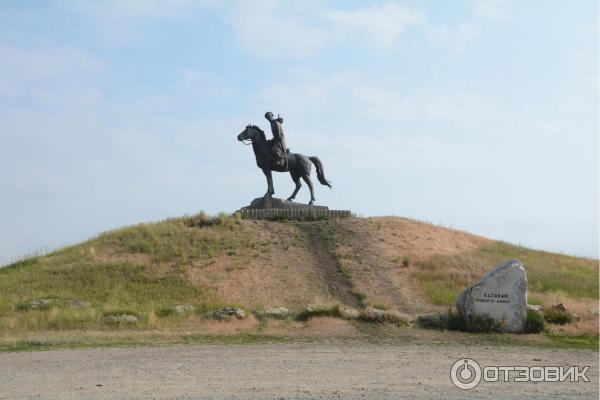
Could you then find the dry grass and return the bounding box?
[409,242,597,319]
[0,213,597,350]
[184,220,342,310]
[315,217,491,315]
[408,242,598,337]
[203,316,260,335]
[302,317,360,337]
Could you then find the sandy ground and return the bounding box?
[0,343,597,400]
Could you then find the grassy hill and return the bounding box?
[0,213,597,351]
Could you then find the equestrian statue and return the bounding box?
[237,111,332,205]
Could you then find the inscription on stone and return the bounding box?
[456,259,528,333]
[475,292,510,304]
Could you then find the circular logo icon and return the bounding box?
[450,358,482,390]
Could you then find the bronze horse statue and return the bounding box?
[237,125,332,205]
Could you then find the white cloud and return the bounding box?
[61,0,221,44]
[227,1,424,58]
[423,21,481,51]
[0,44,102,86]
[0,44,104,108]
[255,70,513,131]
[70,0,221,19]
[61,0,497,57]
[472,0,513,21]
[228,1,324,58]
[323,3,424,48]
[227,0,521,59]
[423,0,514,50]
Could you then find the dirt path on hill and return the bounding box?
[0,343,597,399]
[337,220,416,313]
[298,223,361,308]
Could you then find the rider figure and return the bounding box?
[265,111,288,169]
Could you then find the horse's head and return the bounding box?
[237,125,264,144]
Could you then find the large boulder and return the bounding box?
[456,259,528,333]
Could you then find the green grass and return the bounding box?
[419,308,545,334]
[0,260,212,332]
[296,305,341,321]
[411,242,598,306]
[104,212,243,264]
[481,243,598,298]
[2,260,209,307]
[0,334,307,353]
[2,329,597,353]
[544,309,574,325]
[0,212,255,334]
[1,215,597,351]
[524,309,545,333]
[415,280,461,306]
[548,334,599,350]
[317,222,368,307]
[417,307,503,333]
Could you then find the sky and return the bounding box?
[0,0,598,264]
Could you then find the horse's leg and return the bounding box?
[262,168,274,197]
[287,172,302,201]
[302,175,315,205]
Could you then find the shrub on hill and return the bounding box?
[524,310,545,333]
[296,305,341,321]
[544,309,573,325]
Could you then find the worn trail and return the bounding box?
[298,222,361,308]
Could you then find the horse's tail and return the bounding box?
[309,157,332,188]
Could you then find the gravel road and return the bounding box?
[0,343,597,399]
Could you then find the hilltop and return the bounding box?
[0,213,597,351]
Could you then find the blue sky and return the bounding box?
[0,0,598,264]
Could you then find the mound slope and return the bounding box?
[0,214,597,349]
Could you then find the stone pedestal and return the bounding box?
[242,197,328,211]
[456,259,528,333]
[238,197,351,220]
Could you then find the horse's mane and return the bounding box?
[247,124,266,140]
[248,124,264,133]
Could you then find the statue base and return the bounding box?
[242,197,328,210]
[238,197,351,220]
